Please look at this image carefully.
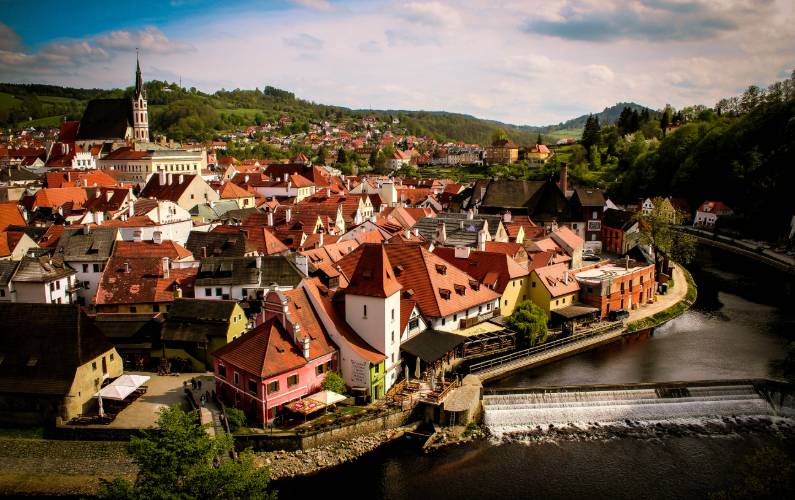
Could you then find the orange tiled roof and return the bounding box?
[95,256,197,305]
[432,247,528,294]
[0,202,26,231]
[114,240,193,260]
[344,244,402,298]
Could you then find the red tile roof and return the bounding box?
[533,263,580,298]
[33,188,87,210]
[344,244,402,298]
[432,247,528,294]
[219,181,253,200]
[0,202,26,231]
[95,256,197,305]
[337,242,499,318]
[114,240,193,260]
[140,174,198,203]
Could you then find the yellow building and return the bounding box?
[529,263,580,316]
[526,144,552,164]
[160,298,248,370]
[0,303,123,424]
[485,139,519,165]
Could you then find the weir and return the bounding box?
[481,380,790,432]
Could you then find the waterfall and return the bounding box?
[482,385,774,431]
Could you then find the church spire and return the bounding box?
[134,49,144,99]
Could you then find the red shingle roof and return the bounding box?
[344,244,402,298]
[0,202,25,231]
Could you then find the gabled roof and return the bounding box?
[161,298,239,343]
[140,174,199,203]
[57,226,118,261]
[344,244,402,298]
[95,257,197,305]
[432,247,529,294]
[113,240,193,260]
[33,187,88,210]
[213,318,310,379]
[0,202,26,231]
[13,256,75,282]
[337,242,499,318]
[572,187,605,208]
[602,208,637,231]
[0,303,115,396]
[533,263,580,298]
[186,231,252,258]
[76,98,133,141]
[219,181,253,200]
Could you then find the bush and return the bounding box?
[225,407,247,431]
[322,371,346,394]
[506,301,549,347]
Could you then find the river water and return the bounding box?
[275,250,795,499]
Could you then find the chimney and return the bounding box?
[413,228,419,237]
[124,262,130,273]
[201,246,207,258]
[128,199,135,218]
[560,162,568,194]
[317,232,324,248]
[564,271,569,284]
[133,230,142,243]
[459,220,464,230]
[286,207,292,223]
[244,174,250,183]
[153,231,163,244]
[435,221,447,244]
[477,229,486,251]
[625,254,630,271]
[302,336,310,361]
[256,255,262,269]
[83,223,90,235]
[295,254,309,276]
[326,187,332,197]
[267,211,274,227]
[174,283,182,298]
[467,208,474,220]
[405,228,411,240]
[503,211,512,223]
[162,257,170,278]
[105,190,113,202]
[455,246,471,259]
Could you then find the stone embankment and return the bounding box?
[256,427,407,479]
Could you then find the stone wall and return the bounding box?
[235,407,418,451]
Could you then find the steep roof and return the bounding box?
[0,202,26,231]
[572,187,605,208]
[337,242,499,318]
[76,99,133,141]
[602,208,637,231]
[33,188,88,210]
[13,256,75,282]
[213,318,310,379]
[344,244,402,298]
[186,231,251,258]
[0,304,113,396]
[161,298,238,343]
[219,181,253,200]
[140,174,199,203]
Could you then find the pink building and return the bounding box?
[213,286,337,425]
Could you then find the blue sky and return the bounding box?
[1,0,793,125]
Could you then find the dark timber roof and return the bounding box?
[76,99,133,141]
[400,330,465,363]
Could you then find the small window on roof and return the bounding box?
[28,356,39,367]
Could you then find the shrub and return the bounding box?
[225,407,247,431]
[322,371,346,394]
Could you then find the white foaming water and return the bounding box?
[483,385,774,432]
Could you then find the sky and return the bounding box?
[1,0,793,126]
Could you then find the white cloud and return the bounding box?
[290,0,335,12]
[95,27,194,54]
[283,33,324,50]
[585,64,615,84]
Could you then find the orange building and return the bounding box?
[574,258,656,318]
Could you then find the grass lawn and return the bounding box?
[16,115,64,128]
[0,92,19,110]
[38,95,80,104]
[544,127,582,141]
[0,427,44,439]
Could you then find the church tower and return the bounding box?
[131,53,149,143]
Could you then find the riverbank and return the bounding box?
[254,426,412,479]
[626,264,697,333]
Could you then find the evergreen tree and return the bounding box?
[536,133,543,145]
[581,114,601,150]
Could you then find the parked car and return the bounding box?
[607,310,630,321]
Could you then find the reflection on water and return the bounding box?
[492,257,794,388]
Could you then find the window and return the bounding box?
[56,281,60,290]
[0,289,4,297]
[363,304,367,318]
[391,353,395,364]
[93,263,101,272]
[50,283,55,292]
[267,380,279,393]
[130,306,137,313]
[234,372,240,386]
[287,374,299,387]
[409,318,419,331]
[441,317,446,326]
[110,353,114,361]
[248,379,257,394]
[218,365,226,378]
[532,281,536,288]
[453,314,457,321]
[504,300,508,306]
[215,288,222,296]
[82,264,89,273]
[391,309,395,321]
[204,288,212,296]
[391,330,395,343]
[316,363,325,376]
[592,211,598,220]
[555,299,559,305]
[92,361,97,370]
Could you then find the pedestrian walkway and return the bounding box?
[187,374,224,437]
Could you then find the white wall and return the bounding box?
[14,275,74,304]
[429,298,500,332]
[70,260,105,304]
[345,291,401,392]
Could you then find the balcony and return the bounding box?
[459,308,500,330]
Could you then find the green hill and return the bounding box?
[0,81,647,146]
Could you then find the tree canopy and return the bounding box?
[98,406,275,500]
[506,301,549,347]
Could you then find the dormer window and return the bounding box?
[454,284,466,295]
[435,264,447,275]
[439,288,451,300]
[469,279,480,291]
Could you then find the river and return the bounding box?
[274,250,795,499]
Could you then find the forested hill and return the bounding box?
[529,102,653,132]
[0,80,646,145]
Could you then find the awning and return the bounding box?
[306,390,346,406]
[552,304,600,319]
[95,374,150,401]
[401,330,465,363]
[286,398,325,415]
